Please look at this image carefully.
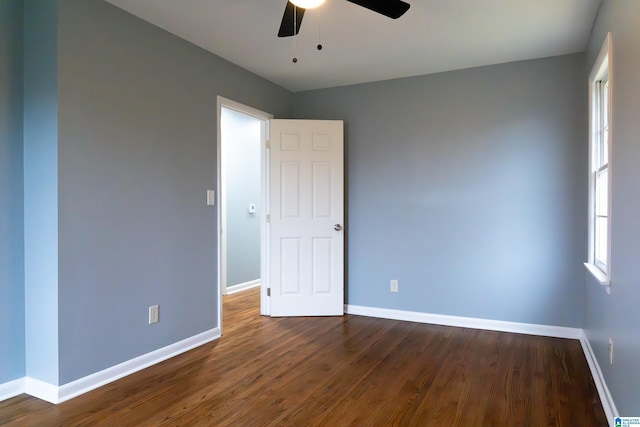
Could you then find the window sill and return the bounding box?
[584,262,611,293]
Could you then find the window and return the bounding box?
[594,78,609,270]
[585,33,612,288]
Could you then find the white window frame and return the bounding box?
[585,32,612,291]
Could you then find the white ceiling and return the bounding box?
[104,0,602,92]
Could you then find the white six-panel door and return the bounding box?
[269,120,344,316]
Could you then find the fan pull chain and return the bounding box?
[317,4,323,51]
[292,6,298,63]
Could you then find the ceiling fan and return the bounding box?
[278,0,411,37]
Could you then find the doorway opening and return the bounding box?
[221,108,261,295]
[217,97,272,331]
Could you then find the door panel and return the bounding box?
[281,162,301,218]
[312,237,332,294]
[280,238,301,294]
[312,163,332,218]
[269,120,344,317]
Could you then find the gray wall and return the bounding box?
[6,0,636,413]
[54,0,292,383]
[0,0,25,384]
[584,0,640,414]
[222,108,261,287]
[23,0,60,385]
[294,54,587,327]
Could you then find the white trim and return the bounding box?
[344,305,583,339]
[220,104,228,296]
[345,304,617,421]
[57,327,220,403]
[19,328,221,404]
[217,96,273,321]
[216,96,224,332]
[218,97,274,122]
[0,378,25,402]
[226,279,261,294]
[261,119,271,316]
[587,32,613,290]
[584,262,611,288]
[579,332,618,425]
[6,313,617,421]
[24,377,59,403]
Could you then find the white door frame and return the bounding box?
[217,96,273,332]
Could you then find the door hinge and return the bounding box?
[267,288,271,297]
[266,214,270,223]
[266,140,271,149]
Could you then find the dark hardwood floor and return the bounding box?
[1,287,607,426]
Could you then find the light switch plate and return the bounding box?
[207,190,215,206]
[149,305,159,324]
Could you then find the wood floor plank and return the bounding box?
[0,287,608,426]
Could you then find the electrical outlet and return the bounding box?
[390,279,398,293]
[608,338,613,364]
[149,305,159,324]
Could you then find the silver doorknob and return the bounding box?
[334,224,343,231]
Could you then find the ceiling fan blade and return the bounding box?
[346,0,410,19]
[278,1,306,37]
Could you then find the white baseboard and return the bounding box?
[1,327,221,405]
[345,304,583,339]
[3,307,618,423]
[345,304,617,422]
[0,378,25,402]
[226,279,260,295]
[24,377,59,403]
[579,332,618,425]
[56,327,221,404]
